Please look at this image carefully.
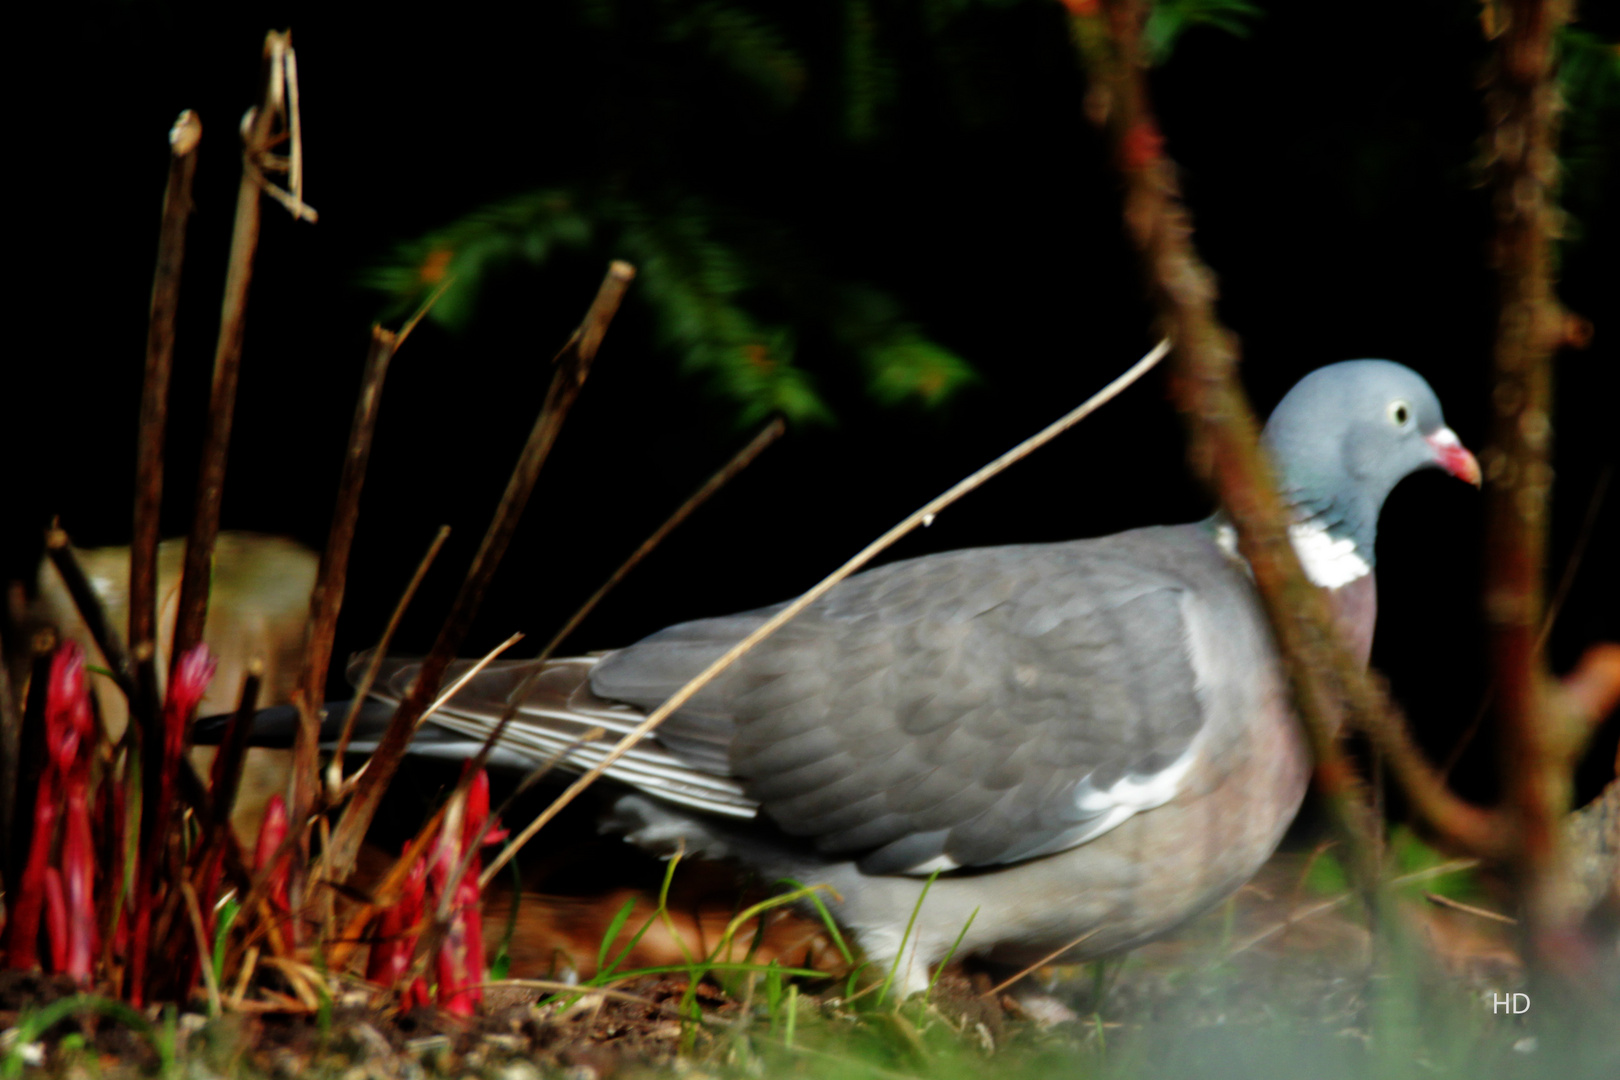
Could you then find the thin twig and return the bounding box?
[981,928,1101,999]
[291,324,403,896]
[171,30,313,670]
[538,416,787,663]
[1423,892,1517,925]
[181,882,223,1017]
[328,525,452,782]
[206,663,265,834]
[480,340,1168,886]
[412,418,787,864]
[43,526,136,701]
[131,109,202,720]
[324,261,636,884]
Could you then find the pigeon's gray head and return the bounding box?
[1261,360,1479,579]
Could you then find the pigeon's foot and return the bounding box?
[1003,983,1081,1027]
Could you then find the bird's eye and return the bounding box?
[1387,400,1412,428]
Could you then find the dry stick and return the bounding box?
[323,261,637,885]
[44,527,137,702]
[328,525,452,779]
[981,929,1101,1000]
[299,284,455,812]
[1083,2,1506,873]
[1423,892,1518,925]
[415,416,788,859]
[130,109,202,723]
[539,416,787,663]
[206,664,265,835]
[290,325,403,916]
[181,881,224,1016]
[1481,0,1582,963]
[480,340,1169,887]
[171,30,312,670]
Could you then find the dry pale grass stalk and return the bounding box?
[479,339,1170,886]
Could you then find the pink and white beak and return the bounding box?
[1425,427,1481,487]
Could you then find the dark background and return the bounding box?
[9,1,1617,811]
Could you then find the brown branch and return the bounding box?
[171,31,311,670]
[328,524,451,774]
[207,663,265,835]
[131,109,202,723]
[289,325,400,886]
[44,526,136,702]
[320,261,636,884]
[1083,2,1509,876]
[1481,0,1581,963]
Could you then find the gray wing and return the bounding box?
[593,526,1224,874]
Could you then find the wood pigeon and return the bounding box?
[241,360,1483,1001]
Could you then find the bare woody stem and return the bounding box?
[1482,0,1580,959]
[171,31,310,672]
[130,110,202,722]
[321,261,637,884]
[1085,2,1509,878]
[290,326,400,881]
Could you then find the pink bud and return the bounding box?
[254,794,291,915]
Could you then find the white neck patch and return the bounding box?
[1214,520,1370,589]
[1288,520,1371,588]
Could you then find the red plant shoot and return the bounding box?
[255,794,292,916]
[367,850,430,1010]
[128,643,216,1004]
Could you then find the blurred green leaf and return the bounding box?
[1143,0,1263,66]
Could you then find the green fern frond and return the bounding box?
[666,2,808,108]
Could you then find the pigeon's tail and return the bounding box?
[195,651,759,821]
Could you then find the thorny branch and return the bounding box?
[1479,0,1597,971]
[1080,1,1512,891]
